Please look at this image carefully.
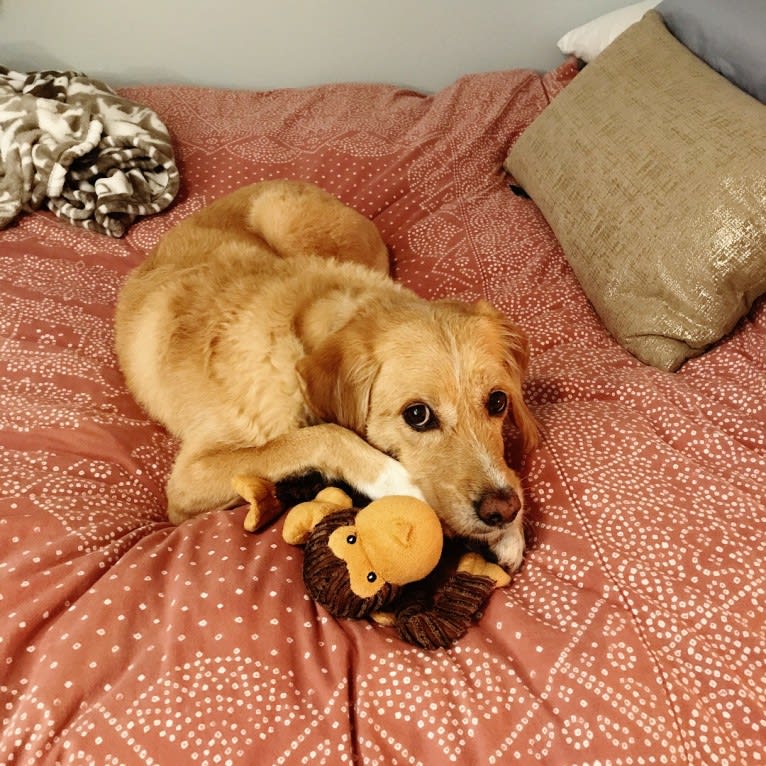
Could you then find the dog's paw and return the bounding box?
[360,457,425,501]
[489,524,526,573]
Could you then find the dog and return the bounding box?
[114,180,538,570]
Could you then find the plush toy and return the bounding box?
[235,475,510,650]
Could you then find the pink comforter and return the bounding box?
[1,60,764,765]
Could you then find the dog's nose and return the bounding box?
[475,488,521,528]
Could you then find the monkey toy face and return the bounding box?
[301,496,444,618]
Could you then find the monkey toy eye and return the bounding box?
[486,390,508,416]
[402,402,439,431]
[367,572,377,583]
[346,534,357,544]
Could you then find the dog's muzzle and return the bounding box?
[474,488,521,528]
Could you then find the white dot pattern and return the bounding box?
[1,60,764,765]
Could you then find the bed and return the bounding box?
[1,7,764,766]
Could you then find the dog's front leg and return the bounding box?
[166,423,423,524]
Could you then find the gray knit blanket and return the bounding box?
[0,67,179,237]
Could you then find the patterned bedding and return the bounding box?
[1,60,764,765]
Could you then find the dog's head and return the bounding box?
[296,297,538,570]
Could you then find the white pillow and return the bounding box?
[557,0,660,62]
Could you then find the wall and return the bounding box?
[0,0,628,92]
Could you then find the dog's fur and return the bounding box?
[115,180,538,570]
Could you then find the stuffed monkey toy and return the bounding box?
[235,476,510,650]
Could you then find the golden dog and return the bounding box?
[115,180,538,570]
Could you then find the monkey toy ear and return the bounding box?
[281,487,353,545]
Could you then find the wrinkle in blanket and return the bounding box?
[0,66,179,237]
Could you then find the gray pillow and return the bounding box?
[657,0,766,103]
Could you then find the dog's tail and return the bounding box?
[245,180,390,274]
[143,179,390,274]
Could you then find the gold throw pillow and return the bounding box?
[505,11,766,371]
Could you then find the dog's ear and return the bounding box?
[296,318,379,435]
[474,300,539,453]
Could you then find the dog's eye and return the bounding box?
[402,402,438,431]
[487,390,508,416]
